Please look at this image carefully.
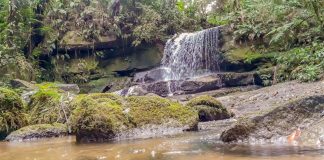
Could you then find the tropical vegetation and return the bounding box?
[0,0,323,82]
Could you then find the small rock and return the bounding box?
[5,123,68,142]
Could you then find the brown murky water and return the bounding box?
[0,131,323,160]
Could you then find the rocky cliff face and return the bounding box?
[59,31,121,51]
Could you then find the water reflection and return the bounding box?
[0,131,324,160]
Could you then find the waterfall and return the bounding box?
[161,27,222,80]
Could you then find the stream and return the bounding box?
[1,130,324,160]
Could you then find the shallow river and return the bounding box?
[1,131,324,160]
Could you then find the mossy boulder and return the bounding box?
[5,123,68,141]
[0,88,27,139]
[27,83,72,125]
[70,94,198,142]
[125,96,198,129]
[187,95,233,122]
[70,93,131,142]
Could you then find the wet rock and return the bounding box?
[187,95,233,122]
[179,76,222,94]
[113,85,148,97]
[125,85,148,96]
[178,72,256,93]
[132,72,258,97]
[70,94,198,143]
[99,77,132,93]
[220,95,324,143]
[171,85,261,102]
[114,68,151,77]
[198,119,237,131]
[133,68,166,83]
[145,80,181,97]
[5,123,68,141]
[116,123,191,140]
[219,72,257,87]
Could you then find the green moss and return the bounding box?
[34,83,61,100]
[187,95,223,108]
[11,123,67,135]
[6,123,67,141]
[187,95,233,122]
[27,83,68,125]
[71,93,131,141]
[0,87,27,139]
[126,95,198,128]
[225,47,274,64]
[71,93,124,109]
[0,88,24,110]
[70,94,198,142]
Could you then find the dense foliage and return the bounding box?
[212,0,323,81]
[0,0,323,82]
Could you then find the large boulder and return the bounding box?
[220,95,324,143]
[145,80,181,96]
[130,72,258,97]
[217,81,324,117]
[5,123,68,141]
[133,68,166,83]
[70,93,130,142]
[0,88,27,139]
[216,80,324,144]
[70,93,198,143]
[187,95,233,122]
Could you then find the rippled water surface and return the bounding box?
[0,131,323,160]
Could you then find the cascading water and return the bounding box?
[161,27,222,81]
